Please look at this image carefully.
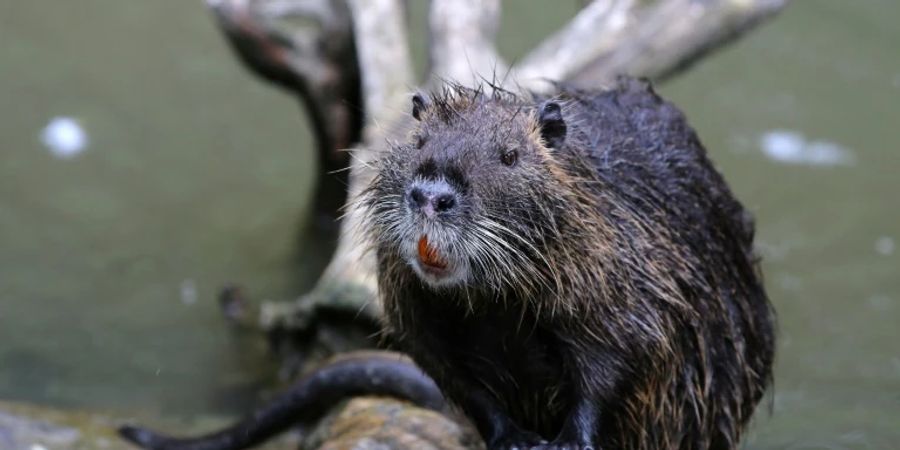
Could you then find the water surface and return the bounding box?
[0,1,321,417]
[1,1,897,448]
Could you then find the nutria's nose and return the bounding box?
[408,180,457,218]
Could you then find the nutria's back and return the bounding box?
[562,78,775,447]
[364,78,775,449]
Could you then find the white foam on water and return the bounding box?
[759,129,854,167]
[875,236,895,256]
[40,116,89,159]
[867,295,893,312]
[180,279,198,305]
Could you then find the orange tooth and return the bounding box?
[418,235,447,269]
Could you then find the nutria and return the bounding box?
[118,351,446,450]
[362,77,776,449]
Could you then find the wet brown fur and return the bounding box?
[364,78,776,449]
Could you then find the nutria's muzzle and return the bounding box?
[406,179,458,219]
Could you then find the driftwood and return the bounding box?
[205,0,789,448]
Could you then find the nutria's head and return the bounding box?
[364,86,578,292]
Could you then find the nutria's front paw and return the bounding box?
[489,430,547,450]
[540,442,597,450]
[495,443,595,450]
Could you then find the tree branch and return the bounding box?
[347,0,414,132]
[427,0,506,89]
[316,0,415,298]
[512,0,790,92]
[511,0,636,91]
[570,0,791,84]
[206,0,362,223]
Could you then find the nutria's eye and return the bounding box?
[415,135,427,149]
[501,149,518,166]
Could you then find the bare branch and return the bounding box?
[512,0,790,92]
[317,0,416,294]
[572,0,791,84]
[511,0,635,91]
[347,0,415,132]
[427,0,506,89]
[208,0,360,151]
[206,0,362,221]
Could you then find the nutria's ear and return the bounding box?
[412,93,429,121]
[539,101,566,148]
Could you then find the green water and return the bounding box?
[1,1,898,448]
[0,1,320,417]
